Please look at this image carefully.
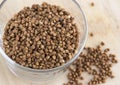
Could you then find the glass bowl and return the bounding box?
[0,0,88,82]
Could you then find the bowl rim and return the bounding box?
[0,0,88,73]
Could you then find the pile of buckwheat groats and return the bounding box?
[2,1,118,85]
[64,42,118,85]
[3,2,79,69]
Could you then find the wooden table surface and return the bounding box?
[0,0,120,85]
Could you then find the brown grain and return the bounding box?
[3,2,79,69]
[64,42,118,85]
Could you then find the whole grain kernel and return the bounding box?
[89,32,94,37]
[100,41,105,46]
[91,2,94,7]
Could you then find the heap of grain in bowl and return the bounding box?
[3,2,79,69]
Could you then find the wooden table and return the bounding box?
[0,0,120,85]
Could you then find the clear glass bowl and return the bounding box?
[0,0,88,82]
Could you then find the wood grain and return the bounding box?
[0,0,120,85]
